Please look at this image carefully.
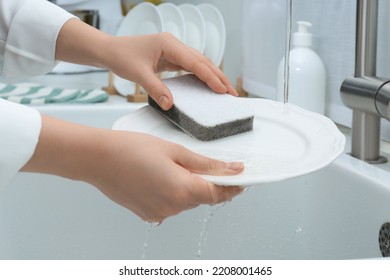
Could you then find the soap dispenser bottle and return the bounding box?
[276,21,326,115]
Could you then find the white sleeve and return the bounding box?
[0,0,75,77]
[0,0,73,188]
[0,99,41,188]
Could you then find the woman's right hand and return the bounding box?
[55,19,238,111]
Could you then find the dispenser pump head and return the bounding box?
[293,21,312,47]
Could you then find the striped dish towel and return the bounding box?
[0,82,109,105]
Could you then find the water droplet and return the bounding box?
[141,222,157,259]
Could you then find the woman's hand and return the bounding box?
[55,19,238,110]
[90,130,244,222]
[103,32,238,110]
[22,115,244,223]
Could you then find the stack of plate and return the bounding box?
[113,2,226,96]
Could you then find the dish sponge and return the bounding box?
[148,74,254,141]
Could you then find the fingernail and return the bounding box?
[227,162,244,172]
[158,95,170,110]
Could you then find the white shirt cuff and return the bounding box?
[2,0,75,77]
[0,99,41,188]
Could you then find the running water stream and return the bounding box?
[196,203,226,259]
[139,205,225,260]
[283,0,293,104]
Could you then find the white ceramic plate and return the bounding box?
[158,3,186,42]
[56,0,89,5]
[158,3,186,79]
[178,4,206,54]
[51,62,93,74]
[197,4,226,67]
[113,3,164,96]
[112,98,345,186]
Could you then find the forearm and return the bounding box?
[21,114,108,183]
[55,18,112,69]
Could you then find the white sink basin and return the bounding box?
[1,102,390,260]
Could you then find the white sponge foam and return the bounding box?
[148,74,254,141]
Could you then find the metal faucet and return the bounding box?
[341,0,390,163]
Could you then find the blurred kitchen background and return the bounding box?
[50,0,390,139]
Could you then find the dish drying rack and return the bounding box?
[102,71,149,102]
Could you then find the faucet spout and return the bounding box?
[355,0,377,77]
[340,0,388,163]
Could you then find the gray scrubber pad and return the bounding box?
[148,74,254,141]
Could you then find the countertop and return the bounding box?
[338,125,390,173]
[21,71,145,127]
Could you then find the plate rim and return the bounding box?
[197,3,226,67]
[178,3,206,54]
[112,98,346,186]
[158,2,186,42]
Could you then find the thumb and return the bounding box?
[138,71,173,110]
[175,147,244,176]
[190,176,244,205]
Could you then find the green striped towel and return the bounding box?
[0,82,109,105]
